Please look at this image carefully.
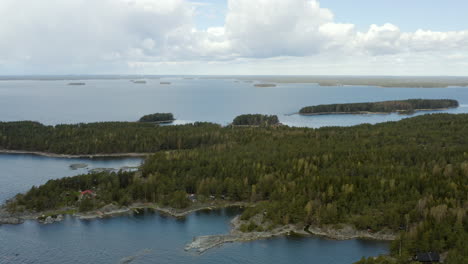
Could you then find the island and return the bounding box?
[0,114,466,263]
[138,113,175,124]
[160,82,171,85]
[131,80,146,84]
[203,76,468,88]
[254,83,276,87]
[299,99,459,115]
[232,114,279,126]
[68,82,86,86]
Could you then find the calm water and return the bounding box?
[6,78,461,263]
[0,154,143,203]
[0,78,467,127]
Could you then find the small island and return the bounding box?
[138,113,175,124]
[132,80,146,84]
[232,114,279,126]
[160,82,171,85]
[299,99,459,115]
[254,83,276,87]
[68,82,86,86]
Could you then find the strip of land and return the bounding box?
[0,149,150,158]
[299,99,459,115]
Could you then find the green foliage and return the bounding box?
[299,99,459,114]
[138,113,174,123]
[240,221,263,232]
[3,113,468,262]
[0,121,222,154]
[232,114,279,126]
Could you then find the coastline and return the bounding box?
[298,107,453,116]
[1,201,396,255]
[185,213,396,254]
[0,201,251,225]
[0,149,151,159]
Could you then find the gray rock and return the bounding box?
[0,217,24,225]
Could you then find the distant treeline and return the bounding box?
[0,121,222,154]
[232,114,279,126]
[299,99,459,115]
[138,113,174,123]
[3,114,468,263]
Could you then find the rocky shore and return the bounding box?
[185,215,308,253]
[0,201,250,225]
[185,213,396,254]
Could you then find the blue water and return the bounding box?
[6,78,460,263]
[0,208,389,264]
[0,78,467,127]
[0,154,143,203]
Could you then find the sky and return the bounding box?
[0,0,467,76]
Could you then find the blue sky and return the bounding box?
[1,0,467,75]
[192,0,468,31]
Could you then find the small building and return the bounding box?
[79,190,96,200]
[413,252,440,263]
[81,190,94,195]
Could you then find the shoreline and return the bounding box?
[298,107,453,116]
[0,201,251,225]
[185,213,396,254]
[1,202,396,254]
[0,149,151,159]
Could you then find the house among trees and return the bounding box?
[413,252,440,263]
[79,190,96,200]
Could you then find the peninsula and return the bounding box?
[299,99,459,115]
[1,113,466,263]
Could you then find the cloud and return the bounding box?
[0,0,467,74]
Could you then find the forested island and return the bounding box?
[138,113,175,123]
[299,99,459,115]
[1,114,467,263]
[232,114,280,126]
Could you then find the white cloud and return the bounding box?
[0,0,467,75]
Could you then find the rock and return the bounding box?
[38,214,64,224]
[69,163,88,170]
[100,204,120,213]
[0,216,24,225]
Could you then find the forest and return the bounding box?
[299,99,459,115]
[2,114,467,263]
[138,113,174,123]
[232,114,279,126]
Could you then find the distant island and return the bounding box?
[254,83,276,87]
[138,113,175,123]
[232,114,279,126]
[131,80,146,84]
[209,76,468,88]
[160,82,171,85]
[68,82,86,86]
[299,99,459,115]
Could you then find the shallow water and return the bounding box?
[1,78,467,127]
